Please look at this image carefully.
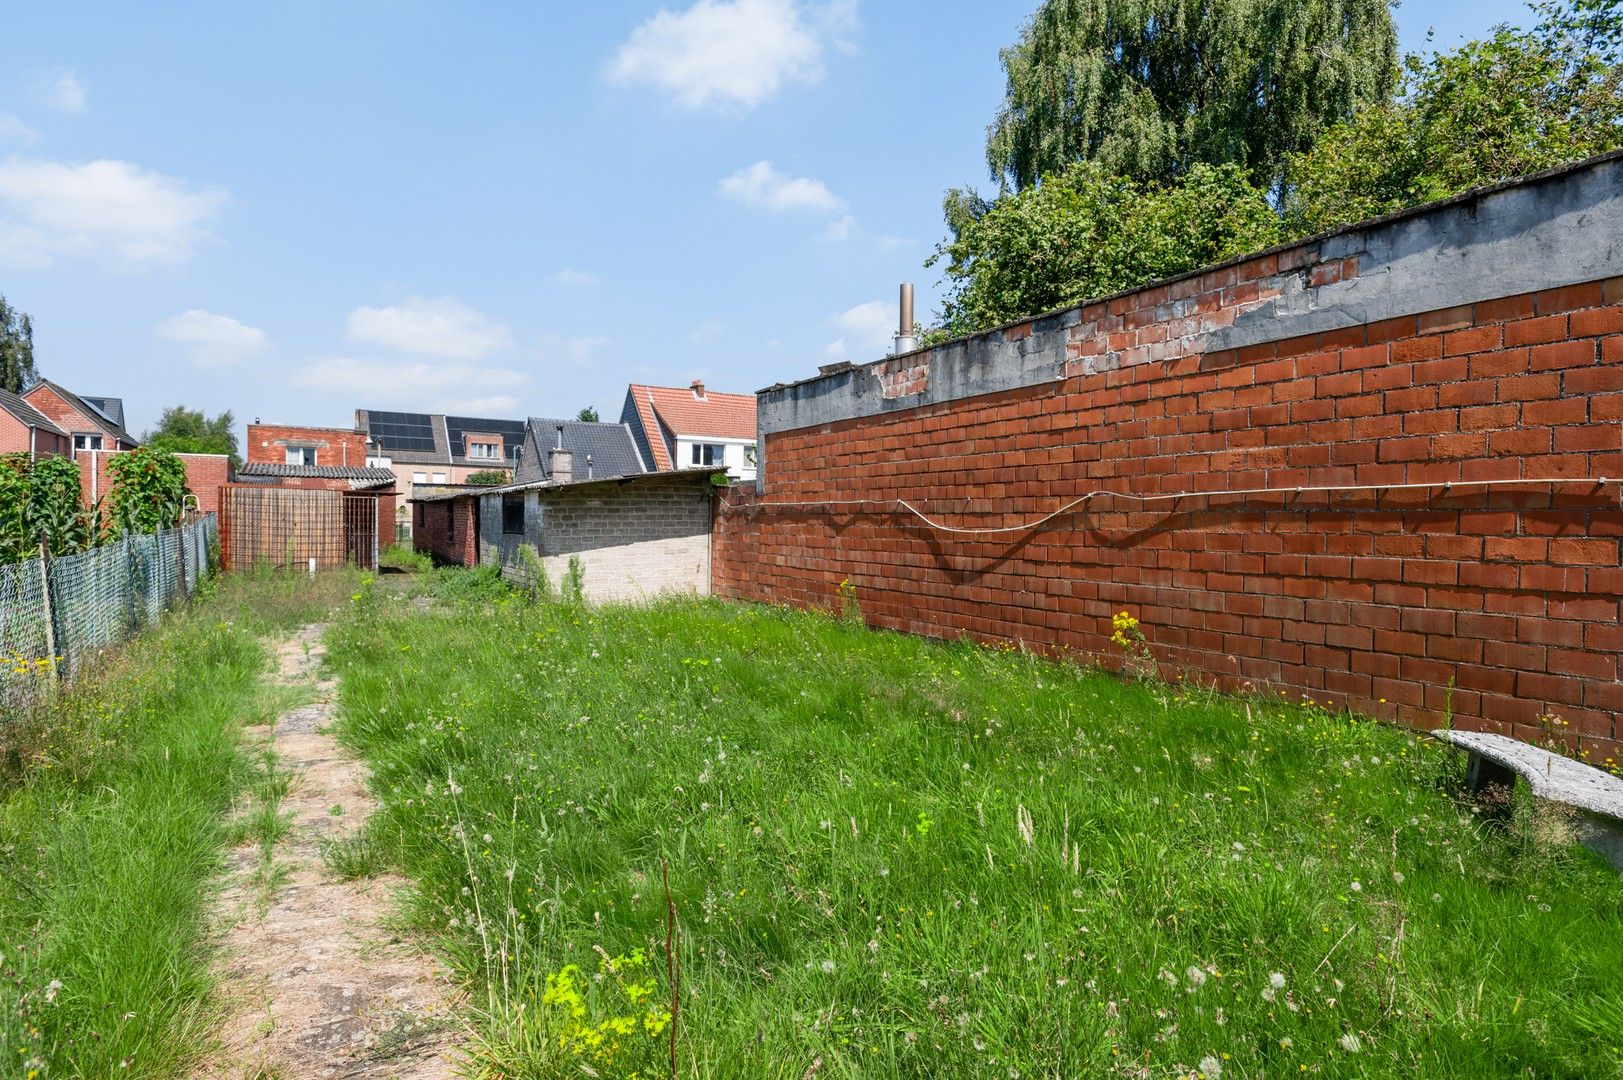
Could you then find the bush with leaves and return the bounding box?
[105,447,191,536]
[1284,0,1623,233]
[929,161,1282,338]
[465,470,508,486]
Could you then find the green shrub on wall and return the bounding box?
[105,447,191,537]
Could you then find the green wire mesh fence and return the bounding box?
[0,515,217,711]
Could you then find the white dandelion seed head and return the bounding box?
[1270,972,1286,989]
[1186,966,1208,987]
[1340,1032,1362,1053]
[1199,1055,1222,1078]
[820,959,836,973]
[1350,881,1362,892]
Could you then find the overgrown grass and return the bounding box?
[0,565,359,1078]
[380,542,434,574]
[328,580,1623,1078]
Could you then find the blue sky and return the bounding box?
[2,0,1539,438]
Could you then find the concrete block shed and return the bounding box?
[416,468,718,603]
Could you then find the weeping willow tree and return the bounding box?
[985,0,1400,193]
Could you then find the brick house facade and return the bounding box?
[0,389,71,457]
[247,423,371,468]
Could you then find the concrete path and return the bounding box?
[196,624,461,1078]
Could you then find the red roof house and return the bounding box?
[619,380,757,477]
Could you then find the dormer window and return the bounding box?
[286,446,316,466]
[469,441,500,459]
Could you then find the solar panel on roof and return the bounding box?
[366,411,437,453]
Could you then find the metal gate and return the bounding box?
[220,485,380,571]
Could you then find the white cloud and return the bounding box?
[719,160,843,213]
[290,357,527,415]
[821,213,857,242]
[0,158,227,267]
[0,115,38,144]
[823,299,894,359]
[30,69,87,114]
[346,296,513,360]
[155,309,267,368]
[688,319,725,344]
[553,268,600,287]
[610,0,855,110]
[537,335,611,368]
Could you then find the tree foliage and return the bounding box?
[142,406,240,467]
[1284,0,1623,233]
[986,0,1398,192]
[575,407,601,423]
[0,296,38,396]
[466,470,508,486]
[929,162,1282,338]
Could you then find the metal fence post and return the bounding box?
[36,539,59,680]
[176,519,190,605]
[124,535,139,635]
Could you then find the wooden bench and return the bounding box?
[1432,729,1623,871]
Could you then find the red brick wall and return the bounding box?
[71,451,231,515]
[714,276,1623,766]
[247,423,369,467]
[413,495,478,566]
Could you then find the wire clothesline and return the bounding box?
[720,475,1617,536]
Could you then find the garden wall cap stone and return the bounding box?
[1431,729,1623,820]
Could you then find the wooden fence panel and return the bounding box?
[220,486,378,570]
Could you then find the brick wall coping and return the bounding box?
[757,151,1623,446]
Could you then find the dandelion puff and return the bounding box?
[1270,972,1286,989]
[44,979,62,1003]
[1158,968,1178,987]
[1199,1055,1222,1078]
[820,960,836,974]
[1185,966,1207,988]
[1349,881,1362,892]
[1339,1032,1362,1053]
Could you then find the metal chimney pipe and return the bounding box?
[893,283,918,355]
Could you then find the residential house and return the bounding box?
[620,380,757,480]
[355,410,526,501]
[511,416,647,486]
[21,381,230,514]
[24,381,139,452]
[0,388,71,458]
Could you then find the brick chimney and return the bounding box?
[548,447,573,483]
[691,379,706,400]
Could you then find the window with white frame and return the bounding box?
[285,445,317,466]
[690,442,725,466]
[412,472,428,483]
[469,441,499,459]
[744,444,758,468]
[73,433,103,451]
[431,472,447,483]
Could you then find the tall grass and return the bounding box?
[0,566,359,1078]
[329,582,1623,1078]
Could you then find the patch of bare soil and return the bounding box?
[195,624,462,1079]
